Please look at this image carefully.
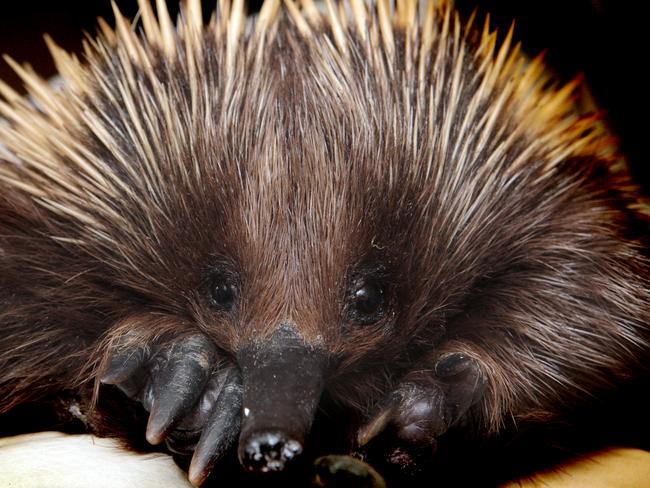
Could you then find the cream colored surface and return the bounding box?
[0,432,192,488]
[1,433,648,487]
[504,448,650,488]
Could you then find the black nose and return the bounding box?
[240,430,303,472]
[236,324,327,473]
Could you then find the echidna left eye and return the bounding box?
[347,279,385,325]
[208,274,238,312]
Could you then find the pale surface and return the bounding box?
[0,432,192,488]
[504,448,650,488]
[1,433,649,487]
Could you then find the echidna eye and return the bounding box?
[348,279,385,324]
[208,275,237,312]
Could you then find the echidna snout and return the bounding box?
[236,324,327,472]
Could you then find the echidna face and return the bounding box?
[179,146,427,471]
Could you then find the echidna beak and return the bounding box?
[236,324,326,472]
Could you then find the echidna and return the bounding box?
[1,0,648,486]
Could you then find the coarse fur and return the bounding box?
[0,0,649,484]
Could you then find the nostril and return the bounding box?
[239,431,303,472]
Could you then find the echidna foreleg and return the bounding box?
[359,353,485,460]
[101,333,242,485]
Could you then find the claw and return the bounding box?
[100,344,151,399]
[100,346,147,385]
[357,406,394,448]
[145,334,218,445]
[188,367,242,487]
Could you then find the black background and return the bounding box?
[0,1,646,193]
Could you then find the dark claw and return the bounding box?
[164,374,227,455]
[188,367,242,486]
[357,383,448,449]
[357,407,394,448]
[100,343,152,399]
[100,346,146,384]
[145,334,218,444]
[164,364,240,454]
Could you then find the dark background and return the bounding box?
[0,1,646,193]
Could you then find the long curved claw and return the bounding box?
[100,346,147,384]
[357,405,394,448]
[100,344,151,399]
[162,370,230,455]
[144,334,218,445]
[188,367,242,487]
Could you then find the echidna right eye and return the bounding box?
[208,275,238,312]
[346,277,386,325]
